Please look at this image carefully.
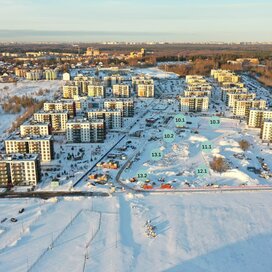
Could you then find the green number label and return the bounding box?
[136,170,148,181]
[201,141,214,153]
[163,129,176,143]
[209,116,221,128]
[174,114,186,127]
[150,148,163,161]
[195,165,209,177]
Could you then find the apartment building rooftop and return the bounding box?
[21,120,50,126]
[0,153,39,161]
[6,135,52,141]
[67,118,104,124]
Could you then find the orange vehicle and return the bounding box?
[160,184,172,189]
[143,184,153,190]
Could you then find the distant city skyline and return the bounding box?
[0,0,271,42]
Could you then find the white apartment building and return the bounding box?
[103,99,134,117]
[180,96,209,112]
[0,154,40,186]
[248,109,272,128]
[112,84,131,98]
[66,119,105,143]
[261,120,272,142]
[88,85,105,98]
[34,111,68,132]
[20,121,51,137]
[233,99,267,117]
[226,93,256,108]
[5,135,54,162]
[87,109,123,130]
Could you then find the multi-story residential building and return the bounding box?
[26,70,43,80]
[86,47,100,56]
[221,87,248,101]
[187,83,212,92]
[88,84,105,98]
[261,119,272,142]
[5,135,54,162]
[137,84,155,98]
[226,93,256,108]
[44,100,76,118]
[33,111,68,132]
[20,121,51,137]
[247,109,272,128]
[63,82,80,99]
[112,84,131,98]
[14,68,27,78]
[221,82,245,88]
[184,90,211,99]
[233,99,267,117]
[0,154,40,186]
[104,75,123,87]
[104,99,134,117]
[87,109,123,130]
[132,76,153,90]
[180,96,209,112]
[74,75,98,94]
[211,69,240,83]
[44,69,58,80]
[66,119,105,143]
[185,75,207,84]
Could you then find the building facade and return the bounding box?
[66,119,105,143]
[5,136,54,162]
[0,154,40,186]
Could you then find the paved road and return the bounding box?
[72,135,126,188]
[0,191,109,199]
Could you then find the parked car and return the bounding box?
[1,218,7,223]
[19,208,25,214]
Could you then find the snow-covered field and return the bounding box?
[1,193,272,272]
[0,80,62,136]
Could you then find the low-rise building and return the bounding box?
[5,135,54,162]
[0,154,40,186]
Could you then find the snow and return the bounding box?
[1,193,272,271]
[0,80,61,137]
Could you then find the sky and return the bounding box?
[0,0,271,43]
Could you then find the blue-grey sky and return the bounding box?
[0,0,271,42]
